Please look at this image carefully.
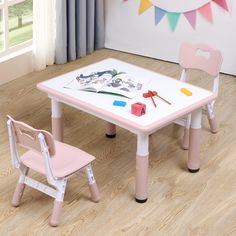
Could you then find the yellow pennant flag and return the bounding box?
[139,0,153,15]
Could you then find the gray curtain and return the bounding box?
[55,0,105,64]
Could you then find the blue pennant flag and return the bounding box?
[155,7,166,25]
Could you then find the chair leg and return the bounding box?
[182,114,191,150]
[49,178,67,227]
[182,127,190,150]
[50,200,63,227]
[12,182,25,207]
[89,183,100,202]
[85,164,100,202]
[208,116,218,133]
[12,167,29,207]
[206,103,218,133]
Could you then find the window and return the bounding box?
[0,0,33,57]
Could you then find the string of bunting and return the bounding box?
[137,0,229,31]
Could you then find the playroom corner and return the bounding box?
[0,0,236,234]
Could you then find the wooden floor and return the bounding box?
[0,49,236,235]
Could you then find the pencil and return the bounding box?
[155,94,171,105]
[148,90,171,105]
[150,95,157,107]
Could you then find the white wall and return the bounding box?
[0,49,33,86]
[105,0,236,75]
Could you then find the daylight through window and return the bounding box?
[0,0,33,57]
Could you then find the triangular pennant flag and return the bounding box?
[139,0,153,15]
[184,10,196,29]
[198,3,213,23]
[155,7,167,25]
[167,12,181,31]
[213,0,229,11]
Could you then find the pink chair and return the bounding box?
[175,42,223,150]
[7,115,100,226]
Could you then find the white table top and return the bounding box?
[37,58,216,134]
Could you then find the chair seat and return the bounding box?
[20,141,95,178]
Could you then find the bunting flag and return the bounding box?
[138,0,229,31]
[154,7,166,25]
[213,0,229,11]
[139,0,153,15]
[198,3,213,23]
[167,13,181,31]
[184,10,197,29]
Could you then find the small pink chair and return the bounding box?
[175,42,223,150]
[7,115,100,226]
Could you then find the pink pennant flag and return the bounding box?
[213,0,229,11]
[184,10,196,29]
[198,3,213,23]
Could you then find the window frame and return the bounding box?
[0,0,32,57]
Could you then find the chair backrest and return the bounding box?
[7,115,55,156]
[179,42,223,77]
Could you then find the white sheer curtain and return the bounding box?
[33,0,55,71]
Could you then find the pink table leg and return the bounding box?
[51,99,63,141]
[135,133,149,203]
[188,109,202,173]
[105,122,116,138]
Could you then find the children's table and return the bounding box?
[37,58,216,203]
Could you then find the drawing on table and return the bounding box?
[64,69,149,98]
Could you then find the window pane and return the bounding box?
[0,9,3,51]
[8,0,33,47]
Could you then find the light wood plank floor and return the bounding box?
[0,49,236,235]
